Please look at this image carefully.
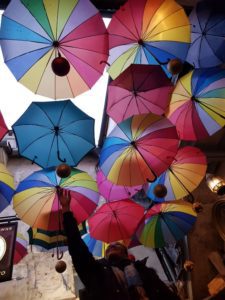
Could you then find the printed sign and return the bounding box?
[0,222,17,282]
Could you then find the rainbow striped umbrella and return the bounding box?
[82,231,108,258]
[137,200,197,248]
[99,113,179,186]
[0,0,108,99]
[0,163,14,213]
[146,146,207,202]
[13,167,99,231]
[167,68,225,141]
[107,0,190,79]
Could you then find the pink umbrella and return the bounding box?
[97,169,144,201]
[89,199,144,243]
[107,64,174,123]
[0,111,8,141]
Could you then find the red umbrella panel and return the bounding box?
[107,64,174,123]
[0,111,8,141]
[88,200,145,243]
[14,233,28,265]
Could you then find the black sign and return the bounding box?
[0,222,17,282]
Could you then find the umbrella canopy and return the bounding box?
[14,233,28,264]
[12,100,95,168]
[89,199,145,243]
[13,167,99,231]
[82,231,108,258]
[146,146,207,202]
[107,64,174,123]
[99,113,179,186]
[97,169,144,201]
[0,163,15,213]
[0,0,108,99]
[107,0,190,79]
[0,111,8,141]
[167,68,225,141]
[137,200,197,248]
[186,0,225,68]
[28,227,67,251]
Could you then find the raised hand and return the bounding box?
[58,188,71,213]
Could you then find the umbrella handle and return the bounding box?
[100,60,110,66]
[57,248,64,260]
[57,151,66,163]
[147,168,157,183]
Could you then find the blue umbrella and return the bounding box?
[12,100,95,168]
[186,0,225,68]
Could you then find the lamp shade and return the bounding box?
[206,174,225,196]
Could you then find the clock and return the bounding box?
[0,236,7,261]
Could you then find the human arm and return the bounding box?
[59,189,98,287]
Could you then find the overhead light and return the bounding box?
[206,174,225,196]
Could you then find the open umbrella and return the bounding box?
[14,232,28,264]
[97,169,144,201]
[186,0,225,68]
[89,199,145,243]
[107,0,190,79]
[13,167,99,231]
[99,113,179,186]
[12,100,95,168]
[137,200,197,248]
[0,0,108,99]
[0,111,8,141]
[107,64,174,123]
[146,146,207,202]
[167,68,225,141]
[0,163,14,213]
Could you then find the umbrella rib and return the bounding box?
[142,7,181,40]
[195,98,225,119]
[4,45,52,63]
[60,37,108,55]
[203,36,223,59]
[121,95,136,120]
[171,167,203,188]
[113,14,139,41]
[60,117,94,129]
[108,94,132,111]
[2,15,53,43]
[17,132,52,153]
[145,23,189,41]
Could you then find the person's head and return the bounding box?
[105,242,128,262]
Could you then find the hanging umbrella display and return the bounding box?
[89,199,145,243]
[186,0,225,68]
[13,167,99,231]
[107,64,174,123]
[167,68,225,141]
[136,200,197,248]
[97,169,144,201]
[14,232,28,264]
[99,113,179,186]
[12,100,95,168]
[146,146,207,202]
[0,163,14,213]
[0,111,8,141]
[0,0,108,99]
[107,0,190,79]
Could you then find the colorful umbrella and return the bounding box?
[82,232,108,258]
[167,68,225,141]
[107,64,174,123]
[97,169,144,201]
[137,200,197,248]
[0,163,14,213]
[146,146,207,202]
[107,0,190,79]
[14,232,28,264]
[99,113,179,186]
[13,167,99,231]
[0,111,8,141]
[12,100,95,168]
[28,227,67,251]
[89,199,145,243]
[0,0,108,99]
[186,0,225,68]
